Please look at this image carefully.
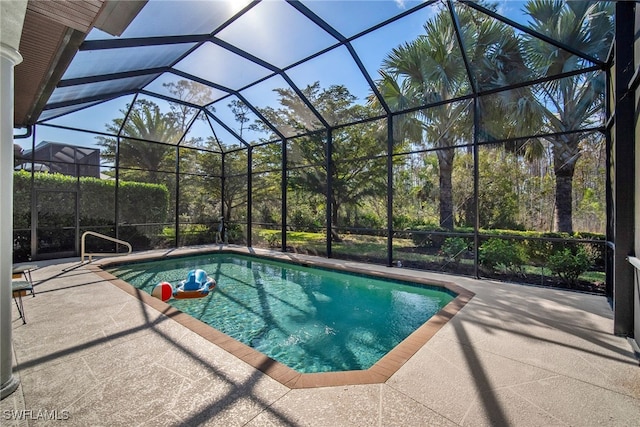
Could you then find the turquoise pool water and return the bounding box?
[106,253,455,373]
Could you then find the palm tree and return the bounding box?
[97,99,181,182]
[376,9,470,230]
[522,0,613,233]
[375,3,528,230]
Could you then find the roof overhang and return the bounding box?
[14,0,146,127]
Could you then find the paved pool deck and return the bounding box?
[2,245,639,426]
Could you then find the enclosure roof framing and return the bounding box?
[460,0,606,67]
[14,0,614,152]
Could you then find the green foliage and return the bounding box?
[374,222,605,275]
[288,208,323,232]
[258,230,281,248]
[14,171,169,229]
[478,153,523,230]
[376,3,533,231]
[391,214,413,231]
[567,232,605,269]
[409,224,448,248]
[256,230,328,249]
[479,238,528,276]
[523,0,613,232]
[118,180,169,223]
[96,99,180,177]
[454,151,526,230]
[547,247,592,287]
[260,83,387,228]
[117,225,154,249]
[392,155,439,228]
[13,170,32,228]
[13,170,169,260]
[163,223,215,246]
[440,237,468,263]
[472,229,604,270]
[224,222,245,244]
[354,212,384,230]
[221,151,249,224]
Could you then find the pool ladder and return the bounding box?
[81,231,132,262]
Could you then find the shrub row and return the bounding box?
[410,226,603,265]
[13,171,170,227]
[438,235,600,287]
[13,171,169,260]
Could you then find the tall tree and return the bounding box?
[162,80,213,134]
[258,83,387,237]
[288,121,387,234]
[376,15,469,230]
[228,99,257,139]
[376,4,528,230]
[522,0,613,232]
[375,2,551,231]
[96,99,180,182]
[98,79,212,181]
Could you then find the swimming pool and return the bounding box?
[105,252,458,374]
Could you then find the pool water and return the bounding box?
[107,253,455,373]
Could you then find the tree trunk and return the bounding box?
[553,145,579,233]
[331,198,342,242]
[437,149,455,230]
[223,198,232,224]
[461,153,475,227]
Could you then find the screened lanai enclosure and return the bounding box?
[13,0,620,296]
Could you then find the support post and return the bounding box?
[473,97,480,279]
[114,135,121,242]
[29,128,36,260]
[326,130,333,258]
[247,146,253,247]
[387,115,394,267]
[220,152,225,224]
[281,141,287,251]
[1,0,27,399]
[174,146,180,248]
[612,0,635,336]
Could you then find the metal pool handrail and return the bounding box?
[627,256,640,271]
[81,231,132,262]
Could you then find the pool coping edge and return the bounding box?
[90,246,475,389]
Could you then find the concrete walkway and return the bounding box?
[2,247,639,426]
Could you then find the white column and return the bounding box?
[1,0,27,400]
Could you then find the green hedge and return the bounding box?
[478,229,605,270]
[479,238,528,276]
[13,171,169,226]
[117,180,169,224]
[409,226,603,253]
[13,171,170,261]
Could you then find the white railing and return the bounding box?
[627,256,640,271]
[81,231,132,262]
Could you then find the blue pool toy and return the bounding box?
[173,269,216,299]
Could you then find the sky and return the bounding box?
[17,0,537,152]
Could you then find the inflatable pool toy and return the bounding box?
[152,281,173,302]
[173,269,216,299]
